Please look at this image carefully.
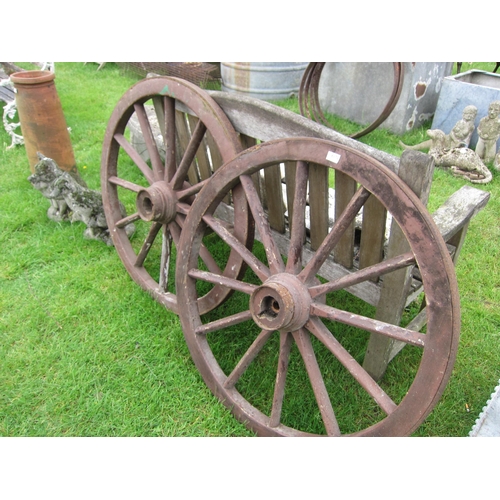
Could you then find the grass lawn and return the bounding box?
[1,62,499,437]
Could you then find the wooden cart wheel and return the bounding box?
[175,137,460,436]
[101,77,253,315]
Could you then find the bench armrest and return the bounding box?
[432,185,490,242]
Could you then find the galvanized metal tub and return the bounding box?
[221,62,307,101]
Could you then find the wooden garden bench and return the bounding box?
[206,91,491,381]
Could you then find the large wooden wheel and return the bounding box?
[175,137,460,436]
[101,77,253,314]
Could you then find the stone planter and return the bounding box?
[10,70,77,174]
[431,70,500,149]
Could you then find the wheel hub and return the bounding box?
[250,274,311,332]
[136,181,177,224]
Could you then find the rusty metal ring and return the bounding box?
[299,62,404,139]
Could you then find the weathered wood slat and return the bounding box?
[359,196,387,280]
[284,161,301,241]
[0,86,15,103]
[264,164,286,233]
[333,171,357,267]
[240,135,261,202]
[309,163,329,251]
[209,91,400,173]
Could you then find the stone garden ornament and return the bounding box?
[400,103,496,183]
[400,105,478,152]
[448,104,477,148]
[476,100,500,164]
[425,129,492,184]
[28,154,135,245]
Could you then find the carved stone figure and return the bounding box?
[476,100,500,163]
[399,105,478,151]
[426,129,492,184]
[27,154,79,222]
[448,104,477,148]
[28,154,135,245]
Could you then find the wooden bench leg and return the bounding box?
[362,150,434,381]
[362,221,414,381]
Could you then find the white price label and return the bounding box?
[326,151,341,164]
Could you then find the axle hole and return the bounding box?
[259,295,280,319]
[141,196,153,215]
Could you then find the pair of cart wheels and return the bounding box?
[101,77,460,436]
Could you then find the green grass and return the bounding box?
[1,62,499,437]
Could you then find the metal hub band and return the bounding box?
[136,181,177,224]
[250,274,311,332]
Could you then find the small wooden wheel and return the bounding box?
[101,77,253,314]
[175,137,460,436]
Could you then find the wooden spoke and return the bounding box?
[269,331,293,428]
[176,178,210,201]
[175,213,222,275]
[306,317,397,416]
[115,212,141,229]
[135,221,162,268]
[195,310,254,336]
[113,133,154,185]
[199,244,223,275]
[108,176,143,193]
[171,119,207,190]
[240,175,285,274]
[292,328,341,436]
[299,186,371,283]
[309,251,417,298]
[187,269,257,295]
[286,160,309,274]
[224,329,275,389]
[159,224,173,292]
[175,201,190,217]
[203,212,270,282]
[311,302,426,348]
[133,102,164,181]
[169,216,182,243]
